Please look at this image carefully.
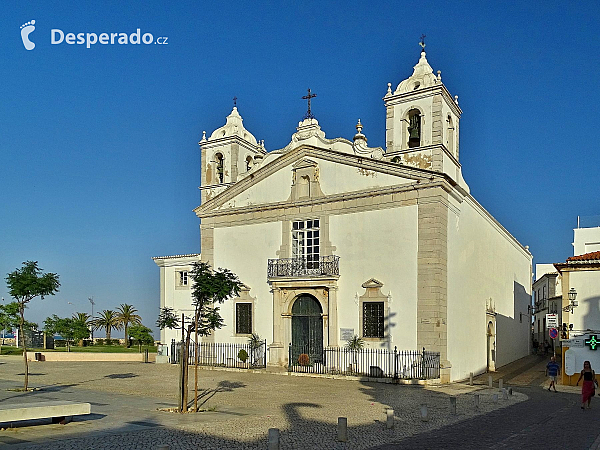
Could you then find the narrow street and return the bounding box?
[372,354,600,450]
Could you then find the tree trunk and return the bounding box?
[125,324,129,347]
[182,330,191,412]
[19,306,28,391]
[106,327,111,341]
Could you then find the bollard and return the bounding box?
[268,428,280,450]
[469,372,473,386]
[386,409,394,429]
[488,375,493,388]
[449,397,457,415]
[474,394,480,410]
[420,404,428,422]
[508,387,513,396]
[144,349,149,363]
[498,379,503,390]
[502,388,508,400]
[337,417,348,442]
[492,394,498,403]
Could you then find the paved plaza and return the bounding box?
[0,355,598,449]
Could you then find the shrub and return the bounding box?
[237,349,249,362]
[298,353,310,366]
[95,339,105,346]
[105,338,114,346]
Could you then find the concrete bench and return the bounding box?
[0,401,91,425]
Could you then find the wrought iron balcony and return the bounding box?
[268,256,340,278]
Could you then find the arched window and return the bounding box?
[407,109,421,148]
[246,156,253,172]
[447,115,454,154]
[215,153,224,183]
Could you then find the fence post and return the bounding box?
[394,346,398,379]
[421,347,425,380]
[288,344,292,372]
[264,339,267,368]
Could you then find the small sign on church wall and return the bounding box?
[340,328,354,342]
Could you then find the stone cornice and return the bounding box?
[384,84,462,117]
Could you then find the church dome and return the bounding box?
[209,107,258,145]
[394,51,439,94]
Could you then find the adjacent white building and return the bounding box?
[154,46,533,382]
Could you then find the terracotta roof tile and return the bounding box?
[567,251,600,262]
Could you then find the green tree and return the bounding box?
[0,302,20,354]
[116,304,142,347]
[44,315,90,351]
[157,261,241,412]
[72,312,92,346]
[128,324,154,351]
[346,335,365,374]
[6,261,60,390]
[92,309,121,341]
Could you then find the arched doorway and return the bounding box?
[291,295,323,365]
[487,321,496,372]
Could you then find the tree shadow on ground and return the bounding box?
[104,373,138,379]
[188,380,246,410]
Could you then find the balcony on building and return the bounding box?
[267,256,340,279]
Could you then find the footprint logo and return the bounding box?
[20,20,36,50]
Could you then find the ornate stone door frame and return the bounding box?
[268,278,339,367]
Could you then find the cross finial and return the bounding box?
[302,88,317,119]
[233,96,237,107]
[419,34,426,51]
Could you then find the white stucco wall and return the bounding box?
[569,270,600,332]
[212,221,281,343]
[318,160,413,196]
[573,227,600,256]
[331,205,419,350]
[447,197,531,381]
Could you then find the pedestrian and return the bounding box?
[576,361,598,409]
[545,356,560,392]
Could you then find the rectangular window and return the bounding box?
[292,219,320,269]
[363,302,384,338]
[178,271,188,286]
[236,303,252,335]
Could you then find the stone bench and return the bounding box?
[0,401,91,425]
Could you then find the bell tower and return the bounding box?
[384,41,465,187]
[199,105,266,204]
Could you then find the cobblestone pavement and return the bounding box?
[0,356,524,449]
[372,355,600,450]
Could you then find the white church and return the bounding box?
[153,45,532,382]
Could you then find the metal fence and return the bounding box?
[267,256,340,278]
[288,345,440,380]
[169,339,267,369]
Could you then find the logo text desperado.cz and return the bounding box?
[51,29,167,48]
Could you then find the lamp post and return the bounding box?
[563,288,578,314]
[89,297,95,341]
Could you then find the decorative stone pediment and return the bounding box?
[292,158,318,170]
[362,278,384,289]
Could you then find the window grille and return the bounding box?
[236,303,252,334]
[363,302,384,338]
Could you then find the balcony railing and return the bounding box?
[268,256,340,278]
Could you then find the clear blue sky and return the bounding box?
[1,1,599,336]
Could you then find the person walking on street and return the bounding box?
[576,361,598,409]
[545,356,560,392]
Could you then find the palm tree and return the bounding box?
[116,304,142,347]
[72,312,92,346]
[92,309,122,341]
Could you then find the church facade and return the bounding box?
[154,48,532,382]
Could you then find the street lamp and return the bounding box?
[89,297,95,341]
[563,288,578,313]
